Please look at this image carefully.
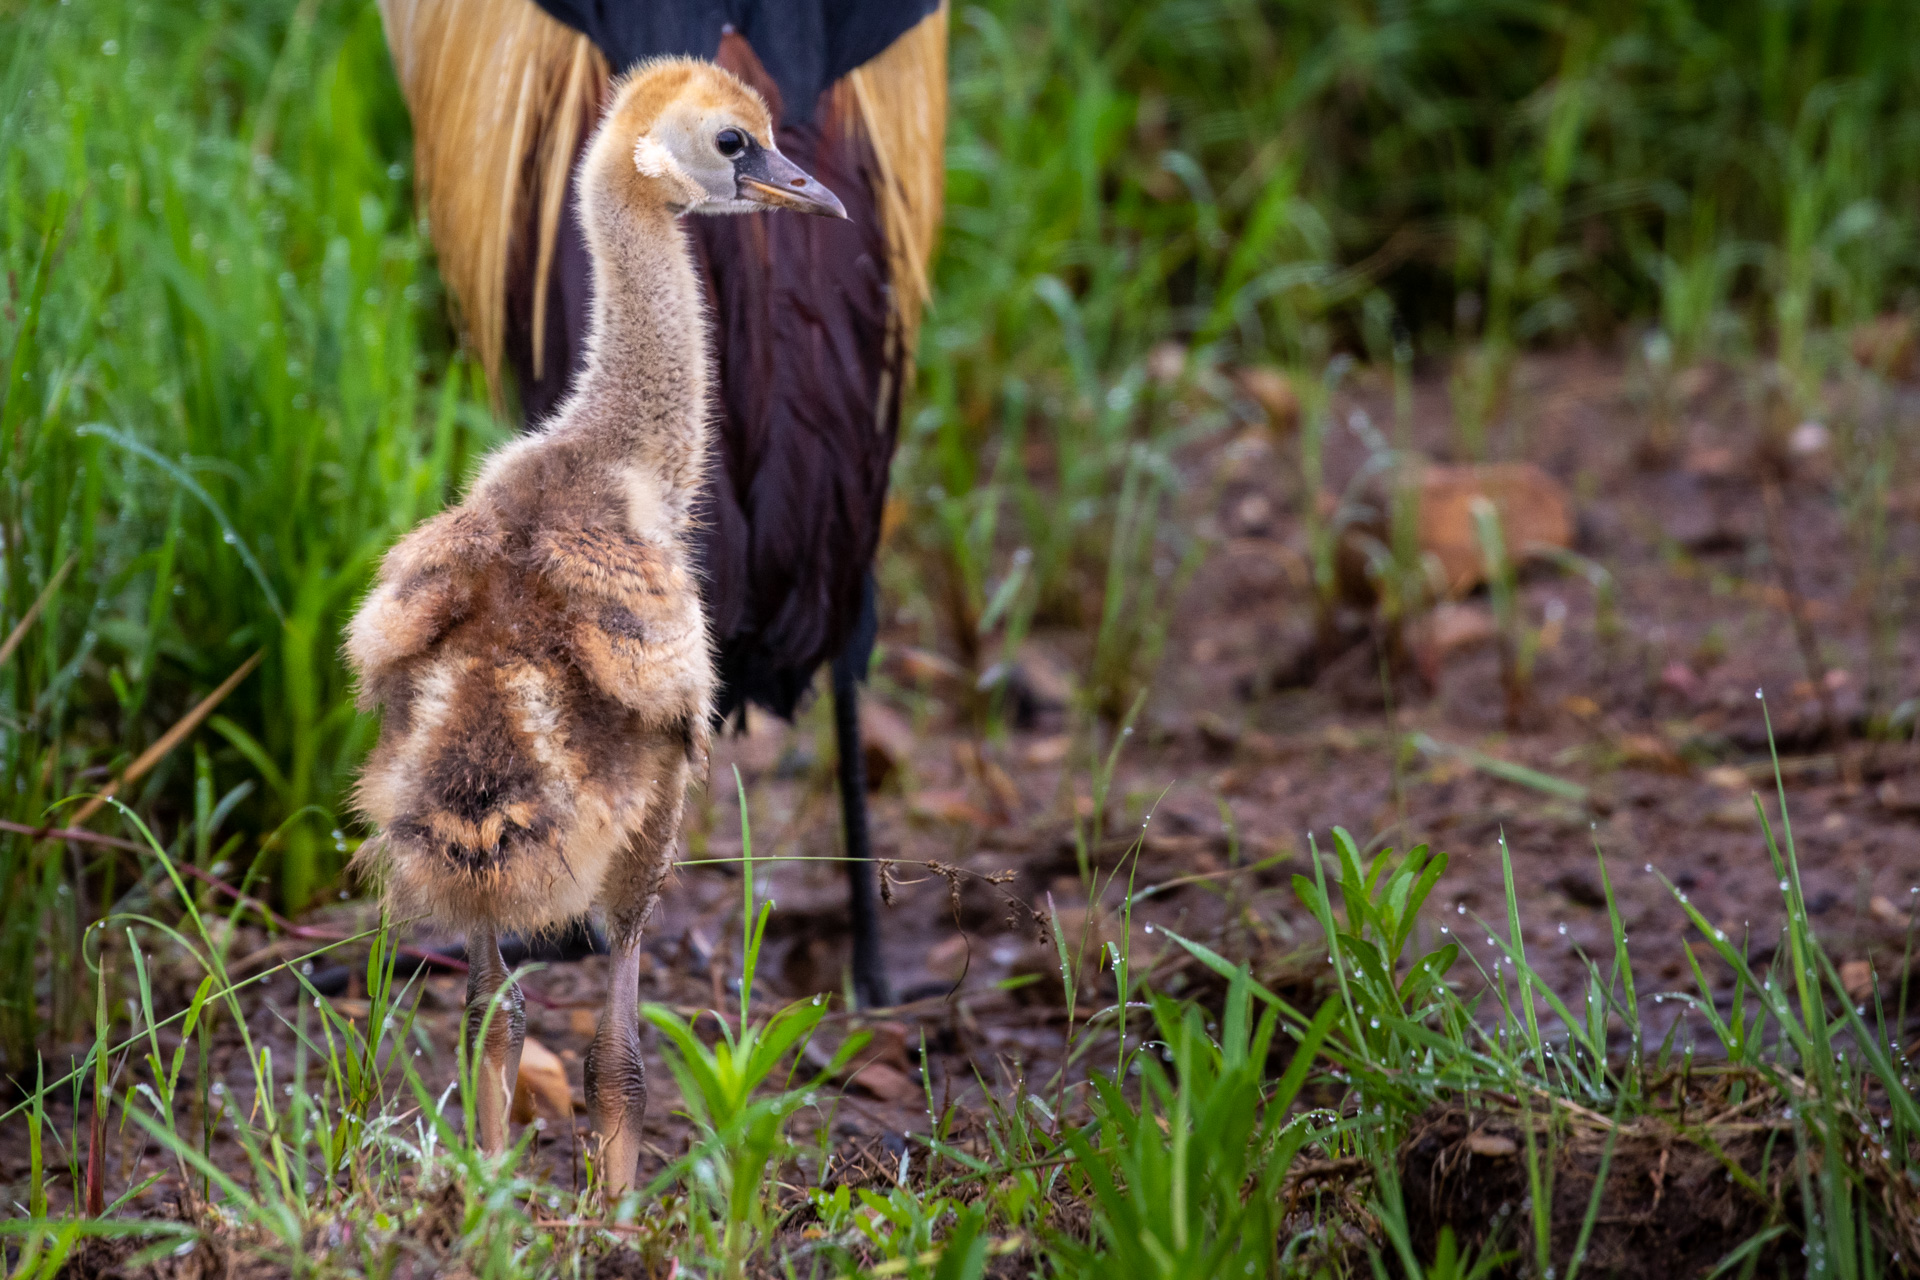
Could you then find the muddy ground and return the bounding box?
[8,349,1920,1234]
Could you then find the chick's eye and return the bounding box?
[715,128,746,158]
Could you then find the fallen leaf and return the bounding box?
[1417,463,1575,597]
[511,1036,578,1124]
[849,1060,920,1103]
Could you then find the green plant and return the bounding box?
[0,0,495,1075]
[1052,976,1339,1278]
[638,772,863,1267]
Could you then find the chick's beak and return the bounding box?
[734,140,848,219]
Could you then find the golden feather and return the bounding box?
[377,0,947,410]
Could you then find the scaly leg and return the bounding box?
[464,924,523,1155]
[586,933,649,1199]
[833,641,892,1009]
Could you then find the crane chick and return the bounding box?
[345,58,846,1195]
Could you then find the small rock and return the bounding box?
[1147,340,1187,384]
[1840,959,1876,1003]
[1788,421,1830,457]
[1869,895,1911,928]
[1021,734,1070,766]
[511,1036,579,1124]
[1234,365,1299,432]
[1617,733,1688,775]
[1465,1131,1517,1157]
[1705,765,1750,792]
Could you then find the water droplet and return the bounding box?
[1557,923,1568,935]
[1779,879,1789,892]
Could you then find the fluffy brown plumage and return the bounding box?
[345,58,848,1190]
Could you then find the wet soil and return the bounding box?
[10,350,1920,1272]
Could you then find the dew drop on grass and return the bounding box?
[1779,879,1789,892]
[1557,923,1567,935]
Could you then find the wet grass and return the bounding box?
[4,0,1920,1271]
[6,743,1917,1276]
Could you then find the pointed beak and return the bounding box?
[734,140,848,219]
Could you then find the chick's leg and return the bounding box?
[588,760,684,1201]
[464,924,523,1155]
[586,932,649,1200]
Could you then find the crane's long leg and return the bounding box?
[833,649,892,1009]
[464,924,523,1156]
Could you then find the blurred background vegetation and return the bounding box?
[5,0,1920,1073]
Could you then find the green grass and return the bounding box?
[6,0,1920,1269]
[7,739,1916,1276]
[0,0,495,1072]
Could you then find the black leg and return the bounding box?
[833,635,891,1010]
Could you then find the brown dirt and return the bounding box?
[13,349,1920,1265]
[1399,1102,1787,1278]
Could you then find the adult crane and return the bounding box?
[376,0,948,1007]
